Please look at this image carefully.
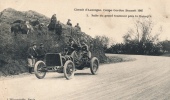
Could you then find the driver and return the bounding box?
[66,38,78,55]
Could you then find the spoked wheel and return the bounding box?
[90,57,99,75]
[63,60,75,80]
[34,61,46,79]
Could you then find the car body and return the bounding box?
[34,51,99,80]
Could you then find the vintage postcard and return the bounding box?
[0,0,170,100]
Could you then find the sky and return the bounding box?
[0,0,170,43]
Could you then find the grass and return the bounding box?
[104,55,136,64]
[160,52,170,57]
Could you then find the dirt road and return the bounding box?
[1,54,170,100]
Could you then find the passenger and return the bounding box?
[80,40,91,59]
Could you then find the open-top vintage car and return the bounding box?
[34,50,99,80]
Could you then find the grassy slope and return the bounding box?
[0,8,107,76]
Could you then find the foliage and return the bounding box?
[159,40,170,53]
[106,19,163,55]
[94,35,110,52]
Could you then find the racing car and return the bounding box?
[34,50,99,80]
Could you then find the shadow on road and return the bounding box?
[75,73,91,76]
[41,72,92,80]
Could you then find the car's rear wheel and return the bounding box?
[90,57,99,75]
[34,61,46,79]
[63,60,75,80]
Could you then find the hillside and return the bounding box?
[0,8,106,76]
[0,8,49,24]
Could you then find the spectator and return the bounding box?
[27,42,38,73]
[67,19,72,26]
[75,23,81,31]
[56,21,62,35]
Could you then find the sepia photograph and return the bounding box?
[0,0,170,100]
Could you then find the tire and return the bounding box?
[90,57,99,75]
[63,60,75,80]
[34,61,46,79]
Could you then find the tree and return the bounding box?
[94,35,110,52]
[123,19,159,43]
[122,18,162,55]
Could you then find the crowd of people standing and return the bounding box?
[50,14,81,32]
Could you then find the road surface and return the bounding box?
[0,54,170,100]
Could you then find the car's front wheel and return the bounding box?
[90,57,99,75]
[34,61,46,79]
[63,60,75,80]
